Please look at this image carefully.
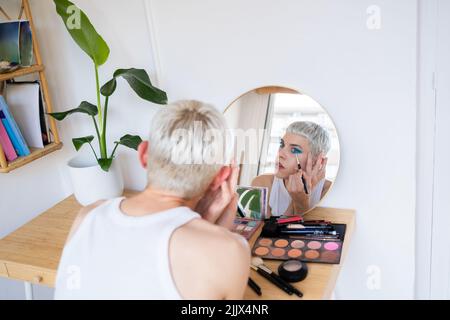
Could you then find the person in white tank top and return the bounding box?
[252,121,332,217]
[55,101,250,300]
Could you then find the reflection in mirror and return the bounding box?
[224,86,340,216]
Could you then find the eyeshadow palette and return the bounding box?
[231,218,263,240]
[252,237,343,264]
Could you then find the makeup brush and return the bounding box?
[295,154,309,194]
[285,224,334,230]
[251,257,303,298]
[281,229,337,236]
[289,234,340,240]
[250,265,293,296]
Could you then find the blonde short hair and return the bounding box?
[286,121,330,158]
[146,100,232,199]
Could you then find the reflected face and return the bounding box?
[275,133,311,179]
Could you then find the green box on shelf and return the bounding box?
[236,186,268,220]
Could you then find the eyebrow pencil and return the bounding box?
[295,154,309,194]
[247,277,262,296]
[250,265,293,296]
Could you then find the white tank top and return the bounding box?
[269,176,325,216]
[54,196,200,300]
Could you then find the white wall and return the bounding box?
[0,0,422,299]
[150,0,418,299]
[430,0,450,299]
[415,0,436,300]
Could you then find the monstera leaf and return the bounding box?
[98,158,113,171]
[114,134,143,151]
[53,0,109,66]
[72,135,94,151]
[48,101,97,120]
[101,68,167,104]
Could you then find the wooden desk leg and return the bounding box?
[24,282,34,300]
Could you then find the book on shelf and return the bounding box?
[0,95,30,157]
[5,81,49,148]
[0,119,18,161]
[37,83,50,145]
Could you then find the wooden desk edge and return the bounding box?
[0,192,356,299]
[246,207,355,300]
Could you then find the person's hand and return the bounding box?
[194,160,240,230]
[286,169,311,213]
[307,152,327,189]
[287,152,328,213]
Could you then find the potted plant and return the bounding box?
[49,0,167,205]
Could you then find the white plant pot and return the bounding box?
[67,154,124,206]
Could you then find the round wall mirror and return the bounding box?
[224,86,340,216]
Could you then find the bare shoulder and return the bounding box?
[170,218,250,299]
[251,173,274,188]
[179,219,250,261]
[66,200,106,244]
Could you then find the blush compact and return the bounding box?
[278,259,308,283]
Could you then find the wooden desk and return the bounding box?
[244,207,355,300]
[0,191,355,300]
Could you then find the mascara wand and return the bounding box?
[295,154,309,194]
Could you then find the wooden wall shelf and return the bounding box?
[0,65,45,82]
[0,0,61,173]
[0,142,63,173]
